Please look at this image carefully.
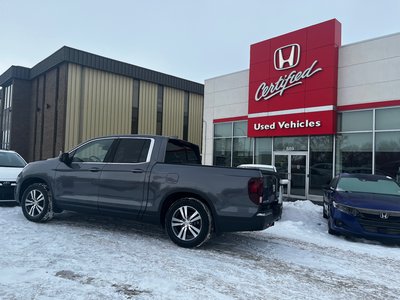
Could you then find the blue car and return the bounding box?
[323,173,400,241]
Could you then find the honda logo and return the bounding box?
[274,44,300,70]
[380,212,389,219]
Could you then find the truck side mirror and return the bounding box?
[59,152,71,165]
[280,179,289,185]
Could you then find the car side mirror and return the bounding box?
[280,179,289,185]
[323,185,334,192]
[59,152,71,165]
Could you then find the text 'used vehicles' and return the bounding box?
[16,135,282,248]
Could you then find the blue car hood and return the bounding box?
[336,191,400,211]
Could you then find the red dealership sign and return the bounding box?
[248,19,341,137]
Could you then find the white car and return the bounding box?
[0,150,27,203]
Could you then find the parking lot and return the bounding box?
[1,200,399,300]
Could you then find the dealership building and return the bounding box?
[204,19,400,201]
[0,46,204,162]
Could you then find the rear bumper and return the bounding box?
[217,202,282,233]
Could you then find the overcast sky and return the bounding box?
[1,0,399,83]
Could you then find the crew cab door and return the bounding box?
[98,137,154,216]
[54,138,116,210]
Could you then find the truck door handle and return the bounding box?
[131,169,144,173]
[89,167,100,172]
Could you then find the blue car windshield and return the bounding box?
[337,177,400,196]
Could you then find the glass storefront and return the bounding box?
[309,136,333,196]
[375,132,400,179]
[214,121,253,167]
[335,133,373,174]
[213,107,400,198]
[255,138,272,165]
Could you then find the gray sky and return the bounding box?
[1,0,399,83]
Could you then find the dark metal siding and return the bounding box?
[0,66,30,85]
[1,46,204,95]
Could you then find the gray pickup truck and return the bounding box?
[15,135,282,248]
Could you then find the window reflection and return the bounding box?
[255,138,272,165]
[232,137,253,167]
[274,136,308,151]
[338,110,373,132]
[213,138,232,166]
[336,133,372,174]
[309,136,333,196]
[375,132,400,180]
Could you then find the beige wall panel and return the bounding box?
[188,93,204,148]
[65,64,133,150]
[163,87,184,139]
[138,81,157,134]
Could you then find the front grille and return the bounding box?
[357,210,400,236]
[0,186,15,200]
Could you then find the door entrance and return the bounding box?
[274,152,308,199]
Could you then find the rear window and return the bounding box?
[164,139,201,165]
[113,138,151,163]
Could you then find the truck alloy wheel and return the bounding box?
[165,198,212,248]
[21,183,54,222]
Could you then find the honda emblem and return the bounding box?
[274,44,300,71]
[379,212,389,219]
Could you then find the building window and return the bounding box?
[336,133,373,174]
[156,85,163,135]
[255,138,272,165]
[375,107,400,130]
[1,84,13,149]
[131,80,140,134]
[183,92,189,140]
[213,138,232,166]
[213,121,253,167]
[214,122,232,166]
[232,121,252,166]
[375,131,400,179]
[338,110,373,132]
[233,121,247,136]
[309,136,333,196]
[214,122,232,138]
[273,136,308,151]
[232,137,253,166]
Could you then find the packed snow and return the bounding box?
[1,200,399,300]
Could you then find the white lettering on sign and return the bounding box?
[255,60,322,101]
[253,120,322,131]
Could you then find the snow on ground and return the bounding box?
[1,201,399,300]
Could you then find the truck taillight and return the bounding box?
[248,177,264,205]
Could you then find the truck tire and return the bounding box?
[165,198,212,248]
[21,183,54,222]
